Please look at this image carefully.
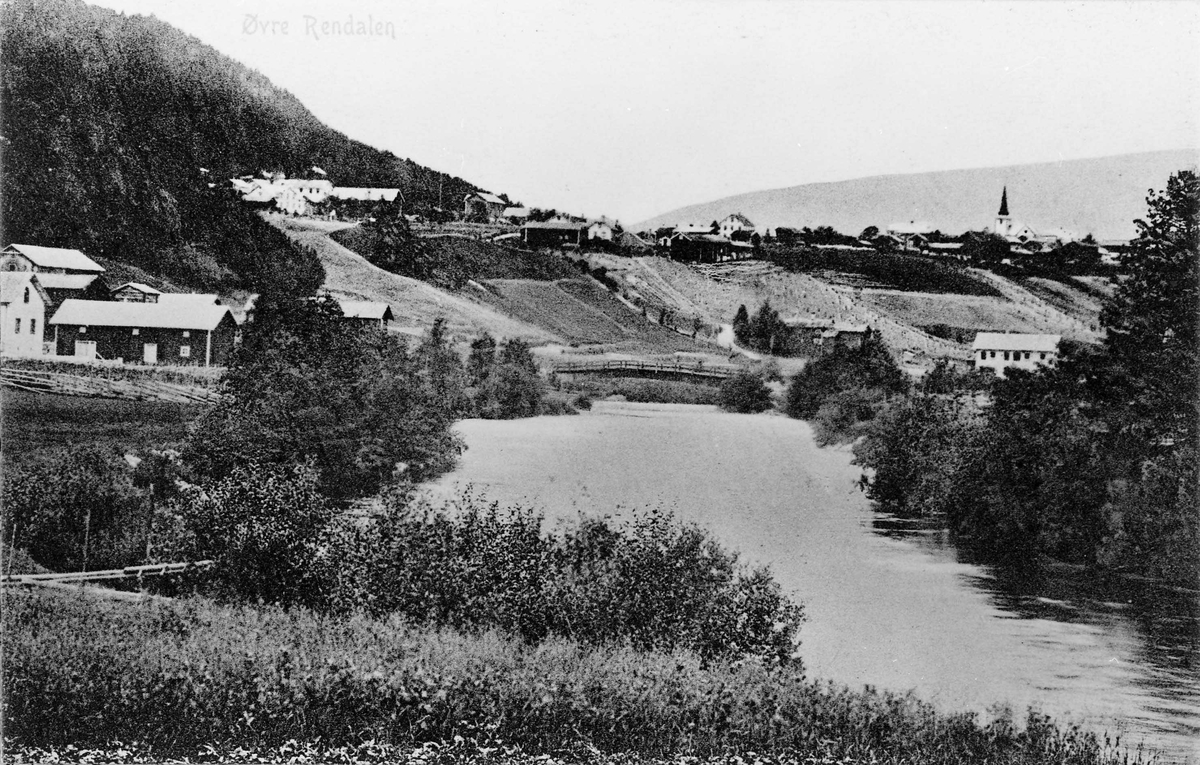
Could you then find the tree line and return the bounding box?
[853,171,1198,584]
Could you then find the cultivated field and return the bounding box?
[477,278,709,354]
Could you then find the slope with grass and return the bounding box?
[272,217,556,344]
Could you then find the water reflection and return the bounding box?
[871,513,1200,761]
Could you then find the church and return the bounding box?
[991,188,1079,246]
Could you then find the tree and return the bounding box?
[474,338,546,419]
[732,304,750,345]
[186,296,465,500]
[1100,170,1199,452]
[859,225,879,241]
[718,371,774,413]
[467,333,498,385]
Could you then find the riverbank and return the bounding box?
[2,586,1138,765]
[431,401,1199,763]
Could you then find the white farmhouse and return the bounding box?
[719,213,755,240]
[972,332,1061,377]
[0,272,50,357]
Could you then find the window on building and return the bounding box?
[1040,352,1046,360]
[990,351,996,358]
[1024,352,1031,360]
[23,287,29,303]
[1003,351,1009,361]
[14,318,20,333]
[132,328,139,336]
[179,345,191,358]
[79,326,86,334]
[30,318,36,334]
[182,330,190,338]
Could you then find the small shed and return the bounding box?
[339,300,394,330]
[111,282,163,303]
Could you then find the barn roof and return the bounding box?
[0,272,50,304]
[33,273,100,291]
[331,187,400,201]
[722,213,755,227]
[340,300,393,321]
[972,332,1061,352]
[5,244,105,273]
[523,220,588,231]
[49,298,233,331]
[112,281,163,295]
[470,192,507,205]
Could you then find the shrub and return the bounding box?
[718,371,774,413]
[785,334,907,420]
[810,387,887,446]
[3,589,1134,764]
[318,495,803,667]
[179,462,332,607]
[1,447,146,572]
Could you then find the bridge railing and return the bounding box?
[550,359,741,380]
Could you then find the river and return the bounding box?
[431,401,1200,763]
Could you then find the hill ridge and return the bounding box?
[634,149,1199,240]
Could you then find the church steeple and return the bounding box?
[998,186,1009,217]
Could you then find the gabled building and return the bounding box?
[780,318,872,357]
[49,298,238,366]
[1,244,106,275]
[0,272,49,357]
[464,191,508,221]
[972,332,1060,377]
[521,220,588,248]
[111,282,164,303]
[339,300,394,330]
[719,213,755,240]
[588,220,615,241]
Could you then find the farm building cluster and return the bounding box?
[0,243,392,367]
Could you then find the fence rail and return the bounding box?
[551,359,740,381]
[2,560,214,586]
[1,367,223,404]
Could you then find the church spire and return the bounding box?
[998,186,1009,217]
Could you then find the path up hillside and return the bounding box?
[271,217,557,344]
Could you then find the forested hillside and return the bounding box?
[0,0,479,294]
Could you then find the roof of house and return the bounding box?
[112,281,163,295]
[49,298,233,331]
[339,301,393,321]
[503,207,531,217]
[887,221,934,235]
[523,220,588,231]
[722,213,755,227]
[927,242,963,250]
[32,273,101,291]
[330,187,400,201]
[469,192,507,206]
[675,224,715,235]
[4,244,105,273]
[0,272,50,304]
[159,293,220,307]
[972,333,1061,352]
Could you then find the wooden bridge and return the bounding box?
[551,358,741,382]
[1,366,223,404]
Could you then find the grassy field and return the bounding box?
[0,388,204,465]
[3,588,1139,765]
[478,278,708,354]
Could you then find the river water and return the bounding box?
[431,401,1200,763]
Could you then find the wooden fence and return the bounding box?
[551,358,741,381]
[1,367,223,404]
[2,560,214,586]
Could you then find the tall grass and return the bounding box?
[3,589,1137,764]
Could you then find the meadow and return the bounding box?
[0,388,205,466]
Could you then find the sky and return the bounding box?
[91,0,1200,225]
